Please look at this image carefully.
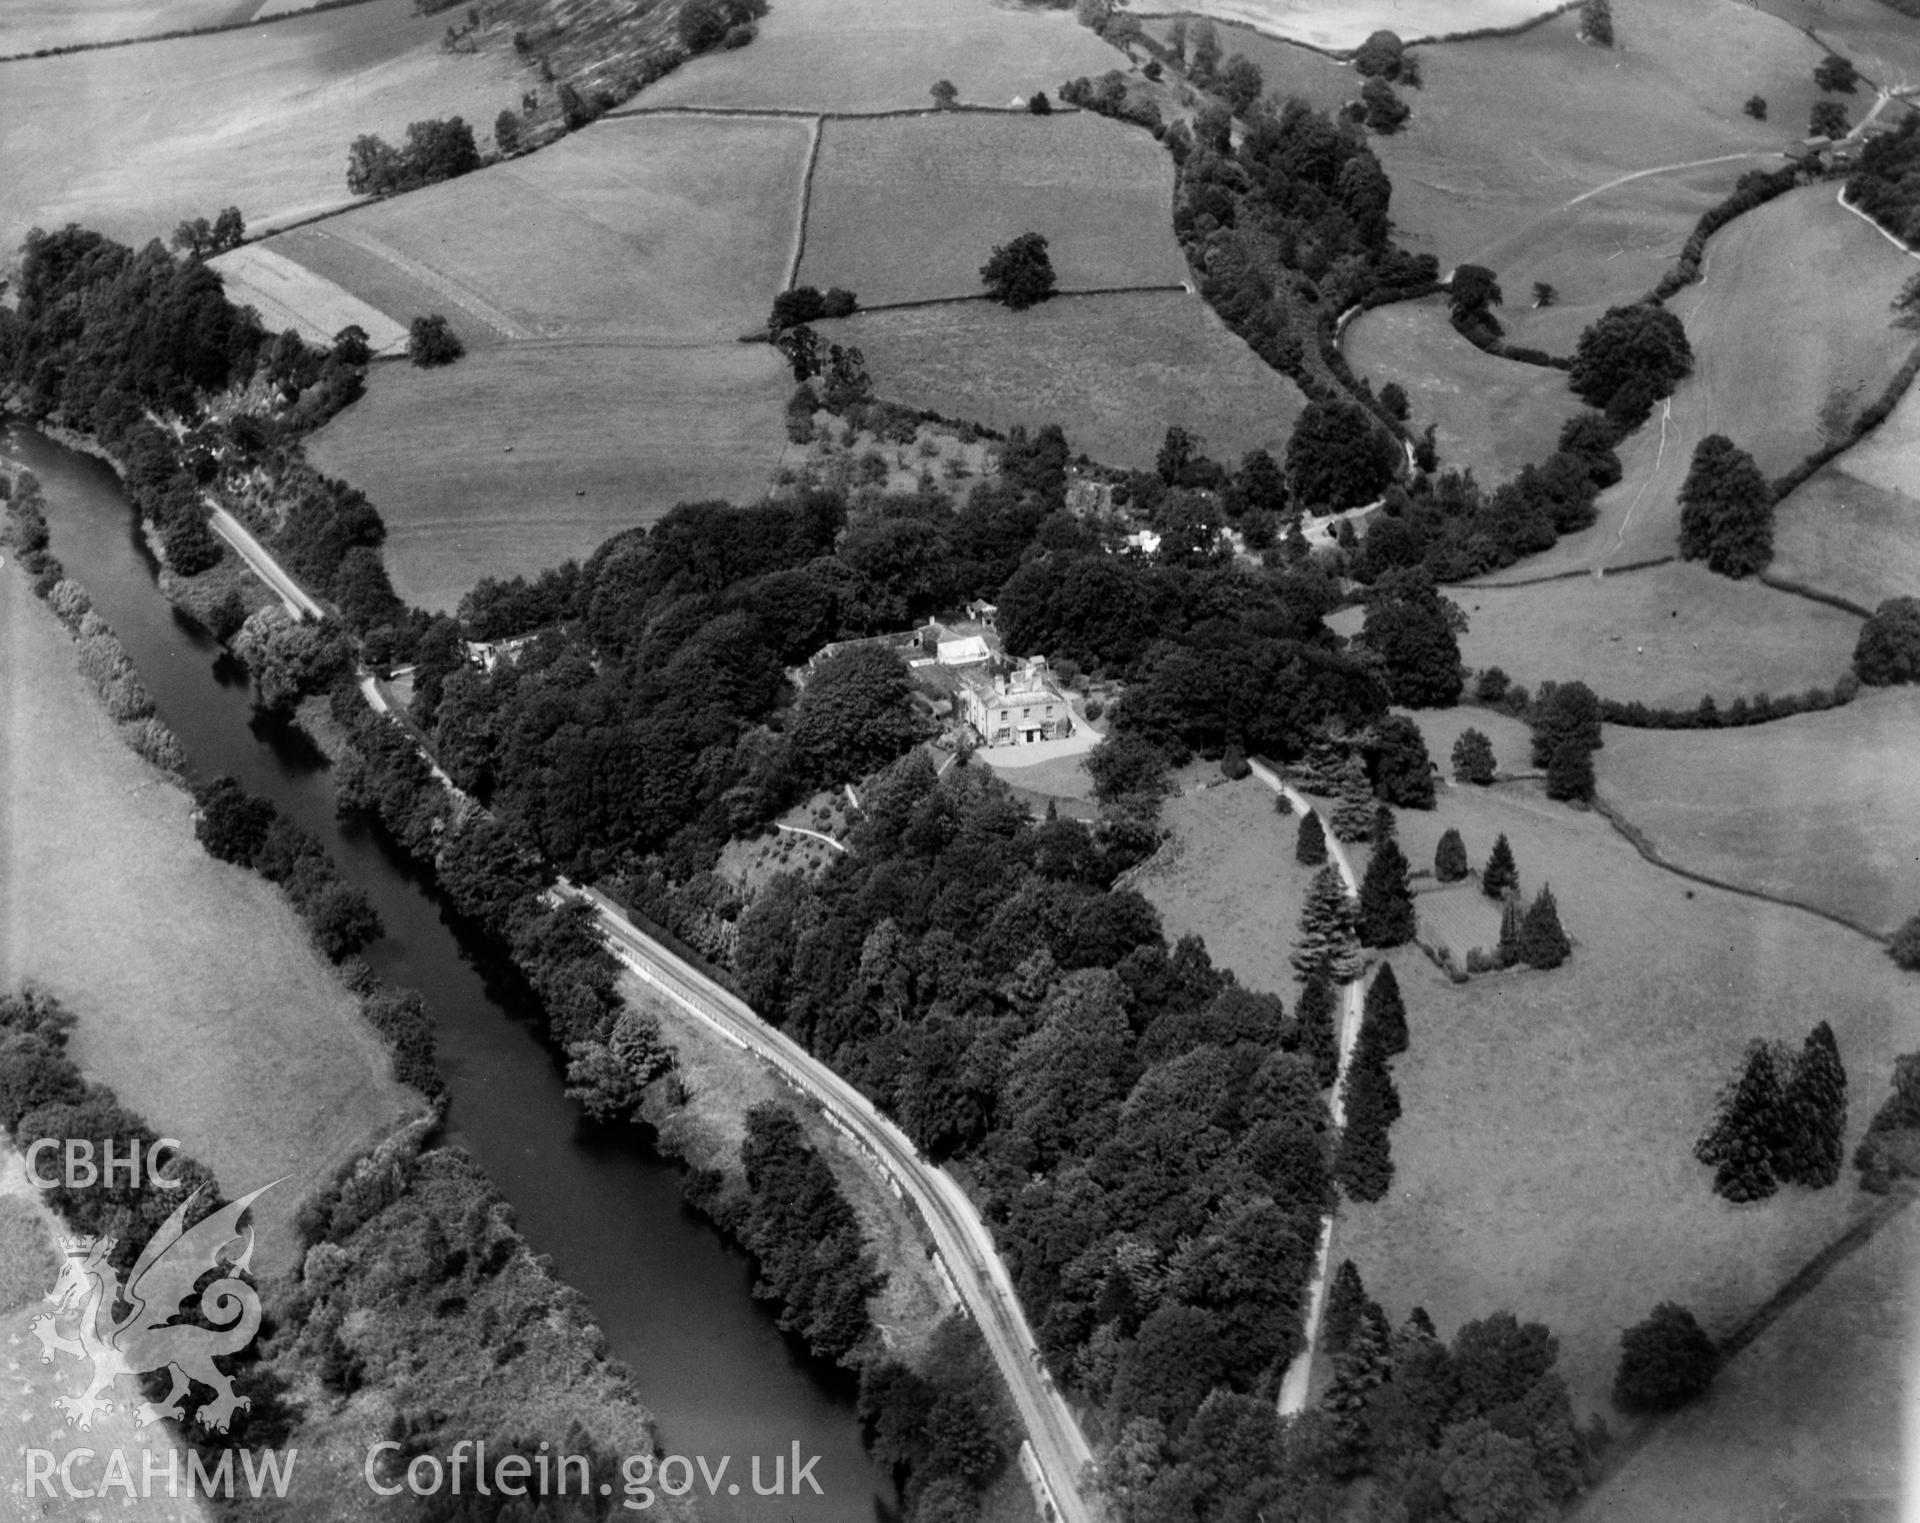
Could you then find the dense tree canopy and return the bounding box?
[981,232,1058,310]
[1286,400,1399,511]
[1568,303,1692,423]
[1854,596,1920,684]
[1677,434,1772,577]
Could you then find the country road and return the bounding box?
[206,505,324,619]
[1247,761,1365,1418]
[559,881,1104,1523]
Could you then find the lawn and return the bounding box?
[1396,703,1537,785]
[1333,561,1862,708]
[797,113,1188,307]
[1598,687,1920,940]
[304,339,793,610]
[1327,779,1920,1422]
[209,241,409,355]
[1343,296,1584,484]
[1580,1192,1917,1520]
[635,0,1123,114]
[0,0,530,254]
[1174,0,1567,50]
[1479,186,1919,580]
[0,562,418,1275]
[271,113,815,345]
[0,0,255,55]
[818,291,1309,472]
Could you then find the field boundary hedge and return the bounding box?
[1642,163,1805,305]
[606,101,1087,124]
[1769,340,1920,503]
[1457,554,1675,590]
[1756,572,1875,620]
[0,0,379,63]
[783,116,825,292]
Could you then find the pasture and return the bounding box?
[270,113,812,345]
[1598,688,1920,940]
[1773,464,1920,614]
[819,292,1309,472]
[1172,0,1565,51]
[1478,186,1918,580]
[1143,16,1354,116]
[1395,704,1537,785]
[796,113,1188,307]
[1343,296,1583,484]
[0,0,528,254]
[210,241,409,354]
[1,0,254,55]
[1752,0,1920,89]
[1441,562,1862,708]
[0,562,418,1273]
[1581,1193,1917,1520]
[635,0,1122,115]
[1412,881,1502,964]
[304,340,794,610]
[1329,780,1920,1422]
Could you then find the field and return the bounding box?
[1343,297,1583,484]
[635,0,1122,115]
[795,113,1188,307]
[1396,703,1537,784]
[1411,881,1503,963]
[209,241,409,354]
[818,292,1308,471]
[0,563,418,1274]
[1144,16,1355,116]
[1327,779,1920,1424]
[1172,0,1566,51]
[1598,688,1920,939]
[1365,0,1824,350]
[1476,186,1918,581]
[0,0,254,55]
[1752,0,1920,89]
[0,0,529,254]
[305,340,792,608]
[1581,1192,1917,1519]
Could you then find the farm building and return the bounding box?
[961,656,1075,748]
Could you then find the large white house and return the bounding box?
[961,656,1074,748]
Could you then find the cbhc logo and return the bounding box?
[26,1138,185,1191]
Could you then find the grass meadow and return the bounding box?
[0,0,529,253]
[1598,688,1920,939]
[305,340,794,609]
[797,113,1188,307]
[210,241,409,355]
[1175,0,1565,50]
[1478,187,1918,581]
[1328,780,1920,1423]
[1442,562,1862,707]
[1344,297,1584,484]
[0,564,418,1274]
[1396,703,1538,785]
[635,0,1122,114]
[1752,0,1920,88]
[820,292,1308,472]
[1581,1192,1916,1519]
[273,113,814,344]
[1,0,256,54]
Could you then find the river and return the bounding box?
[2,425,895,1523]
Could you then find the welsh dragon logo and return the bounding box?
[32,1180,280,1433]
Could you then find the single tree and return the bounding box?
[1695,1040,1788,1202]
[1854,596,1920,685]
[1157,425,1198,486]
[1811,99,1850,139]
[1370,716,1438,808]
[930,78,959,109]
[1372,803,1397,845]
[1814,52,1859,93]
[980,232,1057,311]
[1777,1021,1847,1188]
[1581,0,1613,46]
[1362,581,1464,710]
[1331,754,1378,843]
[1189,18,1221,80]
[1219,54,1264,116]
[1363,962,1408,1056]
[1569,303,1693,418]
[1452,727,1497,784]
[1297,808,1329,866]
[1295,970,1340,1088]
[494,108,522,154]
[1434,827,1470,882]
[1482,833,1518,900]
[1028,90,1052,115]
[1358,836,1416,948]
[1496,895,1524,968]
[1518,884,1571,969]
[332,324,372,366]
[1324,1259,1369,1354]
[1890,911,1920,970]
[1678,434,1773,577]
[1379,382,1410,420]
[1361,77,1410,134]
[1353,29,1405,80]
[1546,737,1596,802]
[1294,865,1363,983]
[1532,280,1557,308]
[1449,264,1503,326]
[1286,399,1398,510]
[1614,1304,1718,1414]
[1530,680,1602,768]
[1744,94,1768,120]
[1336,1033,1398,1200]
[407,313,465,367]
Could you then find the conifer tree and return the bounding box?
[1294,866,1363,982]
[1497,896,1524,968]
[1434,827,1469,882]
[1518,884,1571,969]
[1320,1297,1392,1478]
[1546,737,1597,802]
[1324,1258,1368,1355]
[1336,1032,1398,1201]
[1482,832,1518,899]
[1373,803,1397,844]
[1331,754,1377,843]
[1358,835,1417,947]
[1778,1021,1847,1188]
[1294,970,1341,1088]
[1297,807,1328,866]
[1363,962,1408,1056]
[1695,1040,1788,1201]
